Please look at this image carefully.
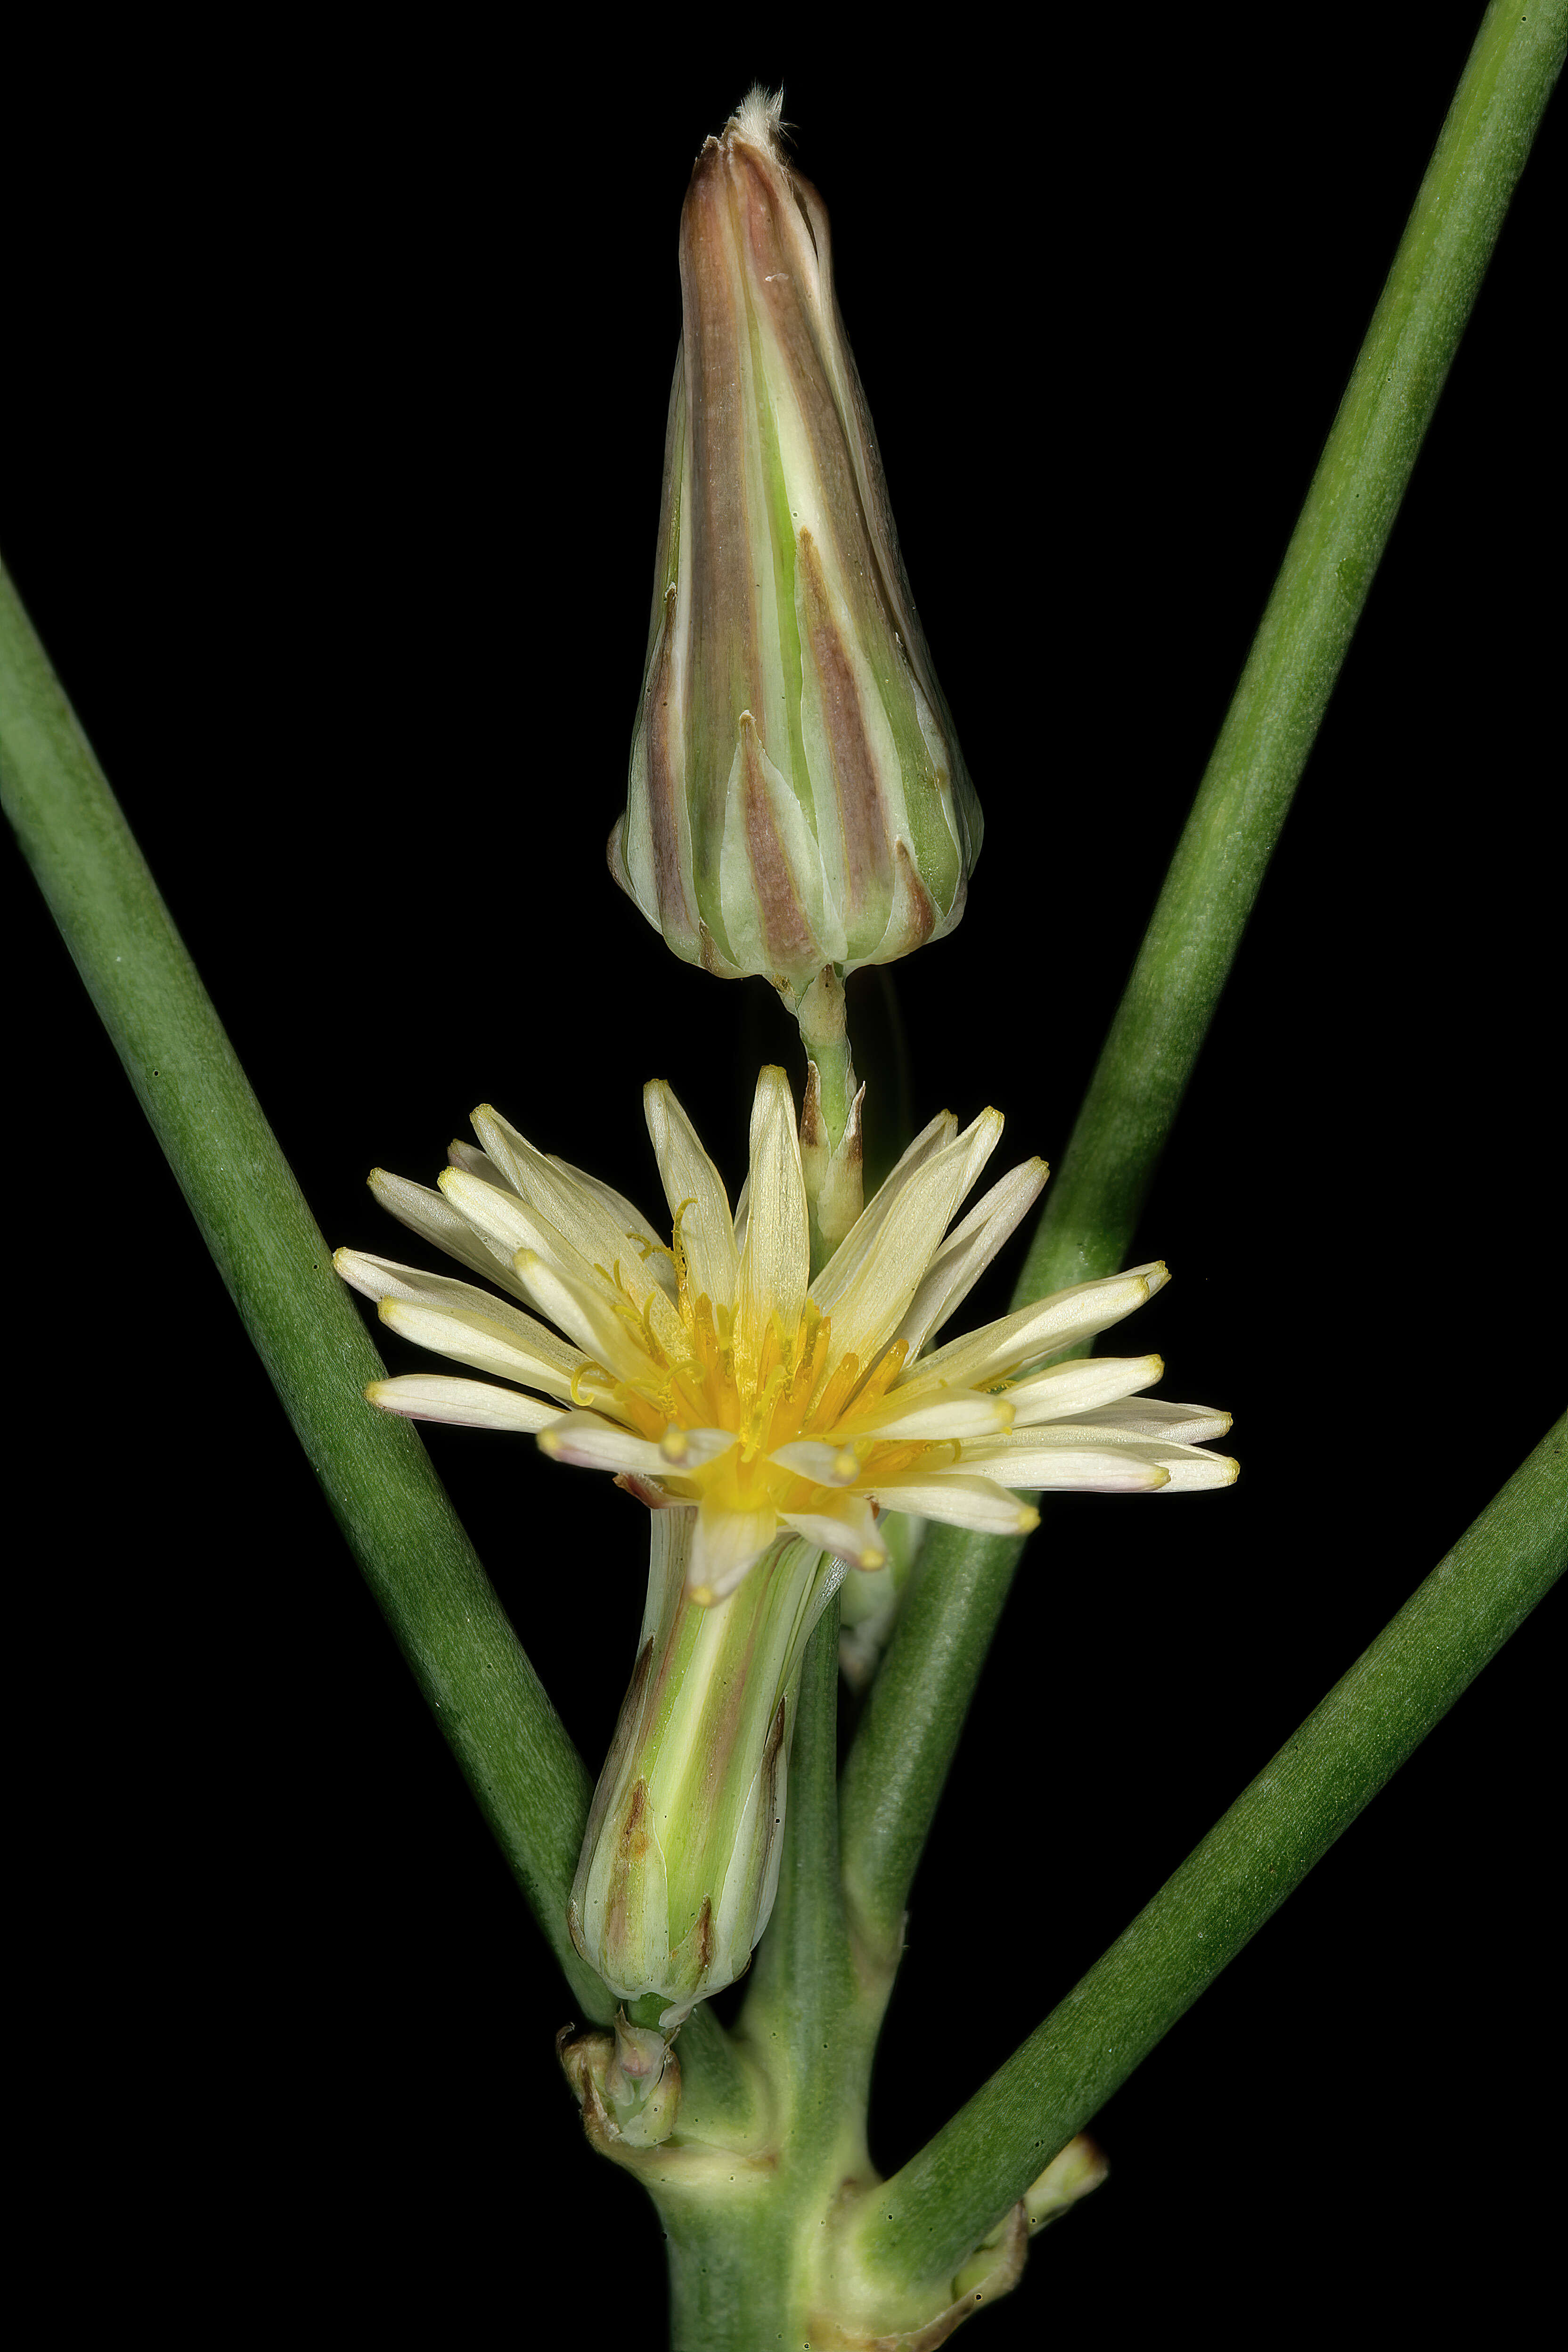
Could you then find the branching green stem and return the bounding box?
[840,1521,1025,1967]
[850,1414,1568,2297]
[841,0,1566,1954]
[0,561,609,2022]
[1019,0,1568,1303]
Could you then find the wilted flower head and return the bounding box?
[608,88,982,1005]
[335,1069,1236,1603]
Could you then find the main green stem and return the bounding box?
[662,1597,884,2343]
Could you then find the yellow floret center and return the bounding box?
[596,1222,929,1514]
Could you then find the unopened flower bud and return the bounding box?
[603,2011,682,2147]
[569,1514,843,2025]
[555,2013,682,2152]
[609,87,982,1007]
[1022,2133,1109,2232]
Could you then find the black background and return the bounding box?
[5,9,1562,2341]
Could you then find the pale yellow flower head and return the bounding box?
[335,1069,1236,1601]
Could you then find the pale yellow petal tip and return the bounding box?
[687,1581,719,1608]
[364,1381,392,1407]
[536,1428,564,1459]
[331,1246,353,1275]
[1223,1456,1241,1484]
[1018,1504,1041,1533]
[858,1548,888,1571]
[833,1447,859,1483]
[1147,1260,1171,1294]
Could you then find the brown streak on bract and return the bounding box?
[800,1061,827,1152]
[697,917,736,976]
[893,839,938,947]
[740,715,816,969]
[619,1778,647,1858]
[613,1470,681,1509]
[798,531,892,919]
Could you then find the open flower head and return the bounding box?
[335,1070,1236,1602]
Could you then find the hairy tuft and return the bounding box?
[729,84,790,162]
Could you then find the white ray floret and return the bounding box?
[365,1372,565,1433]
[338,1069,1237,1601]
[1002,1351,1166,1424]
[890,1154,1050,1360]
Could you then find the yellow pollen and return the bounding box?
[845,1341,908,1417]
[669,1198,699,1292]
[637,1290,673,1369]
[603,1237,930,1523]
[616,1388,668,1442]
[809,1350,862,1431]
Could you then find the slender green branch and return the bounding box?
[850,1414,1568,2297]
[735,1594,861,2169]
[0,560,609,2022]
[839,1521,1025,1966]
[1019,0,1568,1301]
[840,0,1566,1927]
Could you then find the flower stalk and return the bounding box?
[796,965,863,1273]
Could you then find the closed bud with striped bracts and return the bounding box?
[609,88,982,1007]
